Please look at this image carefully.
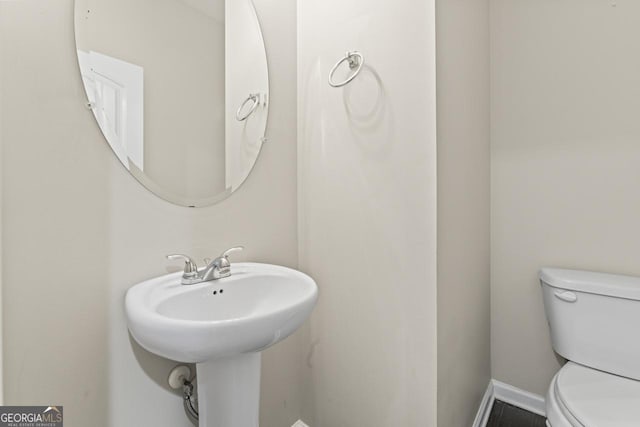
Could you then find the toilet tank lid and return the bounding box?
[539,268,640,301]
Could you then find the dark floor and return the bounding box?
[486,400,547,427]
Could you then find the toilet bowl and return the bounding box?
[540,268,640,427]
[546,362,640,427]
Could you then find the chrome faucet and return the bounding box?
[167,246,244,285]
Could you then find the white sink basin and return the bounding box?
[125,262,318,427]
[126,263,317,362]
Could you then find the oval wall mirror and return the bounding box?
[74,0,269,207]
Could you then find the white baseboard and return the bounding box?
[291,420,310,427]
[492,379,546,417]
[473,379,546,427]
[471,381,495,427]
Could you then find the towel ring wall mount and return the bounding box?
[328,51,364,88]
[236,93,261,121]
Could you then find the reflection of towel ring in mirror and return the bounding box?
[236,93,260,121]
[329,51,364,88]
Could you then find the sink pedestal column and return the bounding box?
[196,353,261,427]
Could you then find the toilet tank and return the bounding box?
[540,268,640,381]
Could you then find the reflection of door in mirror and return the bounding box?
[78,50,144,171]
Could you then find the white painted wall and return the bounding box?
[491,0,640,395]
[0,23,3,405]
[436,0,491,426]
[297,0,438,425]
[0,1,302,426]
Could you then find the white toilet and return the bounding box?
[540,268,640,427]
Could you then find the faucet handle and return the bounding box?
[205,246,243,279]
[166,254,199,280]
[220,246,244,259]
[214,246,244,273]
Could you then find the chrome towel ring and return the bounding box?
[236,93,260,121]
[328,51,364,88]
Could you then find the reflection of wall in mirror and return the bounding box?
[75,0,226,200]
[225,0,269,191]
[77,50,144,171]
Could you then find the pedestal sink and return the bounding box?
[125,263,318,427]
